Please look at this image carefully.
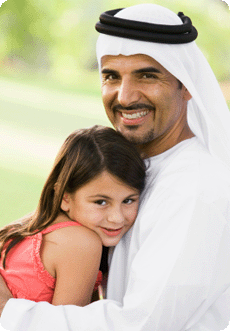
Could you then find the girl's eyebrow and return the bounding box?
[89,195,111,199]
[133,67,162,74]
[89,193,139,199]
[127,193,140,197]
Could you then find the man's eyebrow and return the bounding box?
[101,67,162,76]
[101,68,119,75]
[133,67,162,74]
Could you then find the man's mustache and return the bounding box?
[113,103,155,112]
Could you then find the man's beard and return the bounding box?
[119,126,155,145]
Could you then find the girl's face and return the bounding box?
[61,171,140,246]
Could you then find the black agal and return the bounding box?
[95,9,198,44]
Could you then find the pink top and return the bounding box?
[0,221,102,303]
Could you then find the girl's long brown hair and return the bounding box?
[0,125,146,268]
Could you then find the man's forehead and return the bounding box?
[101,54,162,69]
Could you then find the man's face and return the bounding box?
[101,54,191,152]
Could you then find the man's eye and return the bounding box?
[107,74,116,80]
[95,200,107,206]
[142,73,157,79]
[103,74,118,81]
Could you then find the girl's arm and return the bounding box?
[43,225,103,306]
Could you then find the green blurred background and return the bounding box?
[0,0,230,227]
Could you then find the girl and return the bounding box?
[0,125,146,306]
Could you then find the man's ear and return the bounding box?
[183,87,192,101]
[61,192,70,212]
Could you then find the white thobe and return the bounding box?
[1,137,230,331]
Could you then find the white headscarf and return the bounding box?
[96,4,230,169]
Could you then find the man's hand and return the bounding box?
[0,275,13,316]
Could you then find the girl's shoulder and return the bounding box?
[41,218,102,278]
[43,215,102,251]
[41,213,83,237]
[47,223,102,247]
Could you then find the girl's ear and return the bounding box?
[61,192,70,212]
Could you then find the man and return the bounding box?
[1,4,230,331]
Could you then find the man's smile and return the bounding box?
[118,109,153,126]
[121,110,150,119]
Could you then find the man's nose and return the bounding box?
[117,77,141,107]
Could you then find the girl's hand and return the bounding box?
[0,275,13,316]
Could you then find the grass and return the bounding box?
[0,67,102,98]
[0,77,110,227]
[0,76,229,228]
[0,166,44,225]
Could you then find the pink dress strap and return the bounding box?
[41,220,81,235]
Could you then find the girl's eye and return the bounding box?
[123,198,134,205]
[94,200,107,206]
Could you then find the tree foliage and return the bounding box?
[0,0,229,92]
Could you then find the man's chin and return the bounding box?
[118,128,155,145]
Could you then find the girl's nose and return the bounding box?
[107,206,125,225]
